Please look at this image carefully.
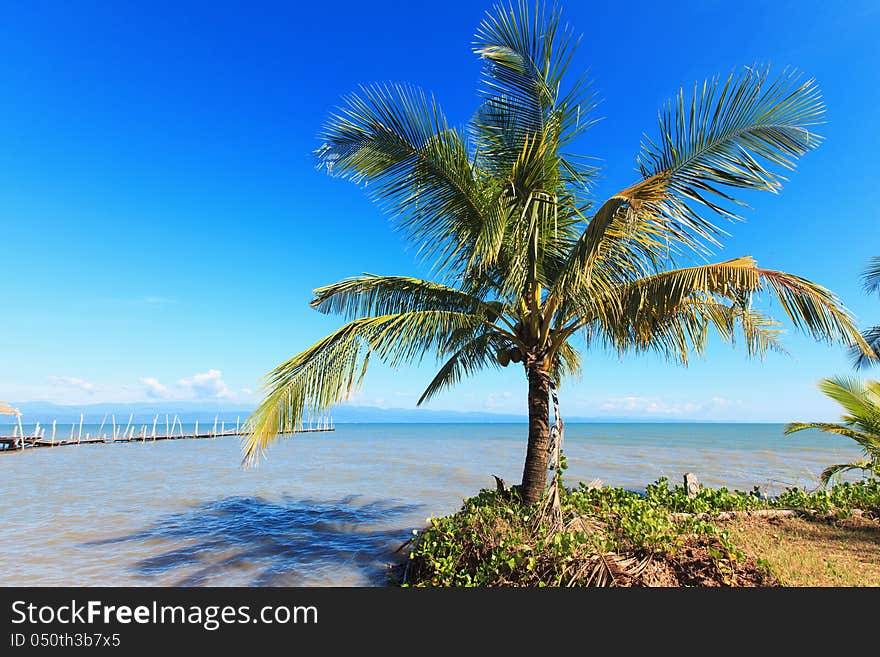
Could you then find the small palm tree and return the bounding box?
[786,377,880,484]
[851,257,880,368]
[243,2,869,504]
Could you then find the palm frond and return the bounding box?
[638,65,824,225]
[851,325,880,370]
[819,461,877,486]
[552,339,582,382]
[546,194,698,320]
[558,257,858,366]
[784,421,878,448]
[417,331,510,405]
[862,256,880,295]
[311,274,501,321]
[551,66,825,311]
[608,257,764,324]
[549,66,824,304]
[316,83,502,275]
[790,378,880,484]
[814,377,880,436]
[472,0,597,185]
[759,270,865,348]
[697,301,786,358]
[243,310,485,464]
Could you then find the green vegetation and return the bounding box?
[851,256,880,369]
[243,1,867,505]
[402,475,880,587]
[786,377,880,483]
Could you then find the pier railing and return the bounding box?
[0,414,334,451]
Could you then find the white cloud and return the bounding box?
[178,369,233,399]
[48,376,96,394]
[598,396,734,417]
[140,377,170,399]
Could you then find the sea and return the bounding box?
[0,422,862,586]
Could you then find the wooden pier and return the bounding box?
[0,414,335,452]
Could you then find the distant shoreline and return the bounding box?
[3,402,811,425]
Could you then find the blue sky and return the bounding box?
[1,0,877,421]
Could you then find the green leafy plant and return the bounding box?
[850,256,880,368]
[403,476,880,587]
[786,377,880,484]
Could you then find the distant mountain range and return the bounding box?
[2,401,733,424]
[5,401,527,424]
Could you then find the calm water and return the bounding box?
[0,422,862,586]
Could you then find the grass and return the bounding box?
[727,515,880,586]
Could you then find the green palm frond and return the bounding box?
[788,377,880,485]
[311,275,499,320]
[815,377,880,435]
[553,339,582,382]
[472,1,597,186]
[862,256,880,295]
[638,65,823,225]
[757,270,866,347]
[691,300,785,359]
[546,69,824,320]
[851,325,880,370]
[316,83,502,275]
[546,195,695,319]
[607,258,763,324]
[242,310,485,464]
[784,421,879,448]
[819,461,878,486]
[851,257,880,369]
[557,258,854,365]
[417,331,511,405]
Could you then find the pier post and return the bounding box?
[221,421,225,436]
[152,415,158,439]
[195,420,199,437]
[51,420,56,445]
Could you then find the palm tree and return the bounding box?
[851,257,880,368]
[243,2,869,504]
[785,377,880,484]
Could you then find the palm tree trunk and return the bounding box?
[521,365,551,504]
